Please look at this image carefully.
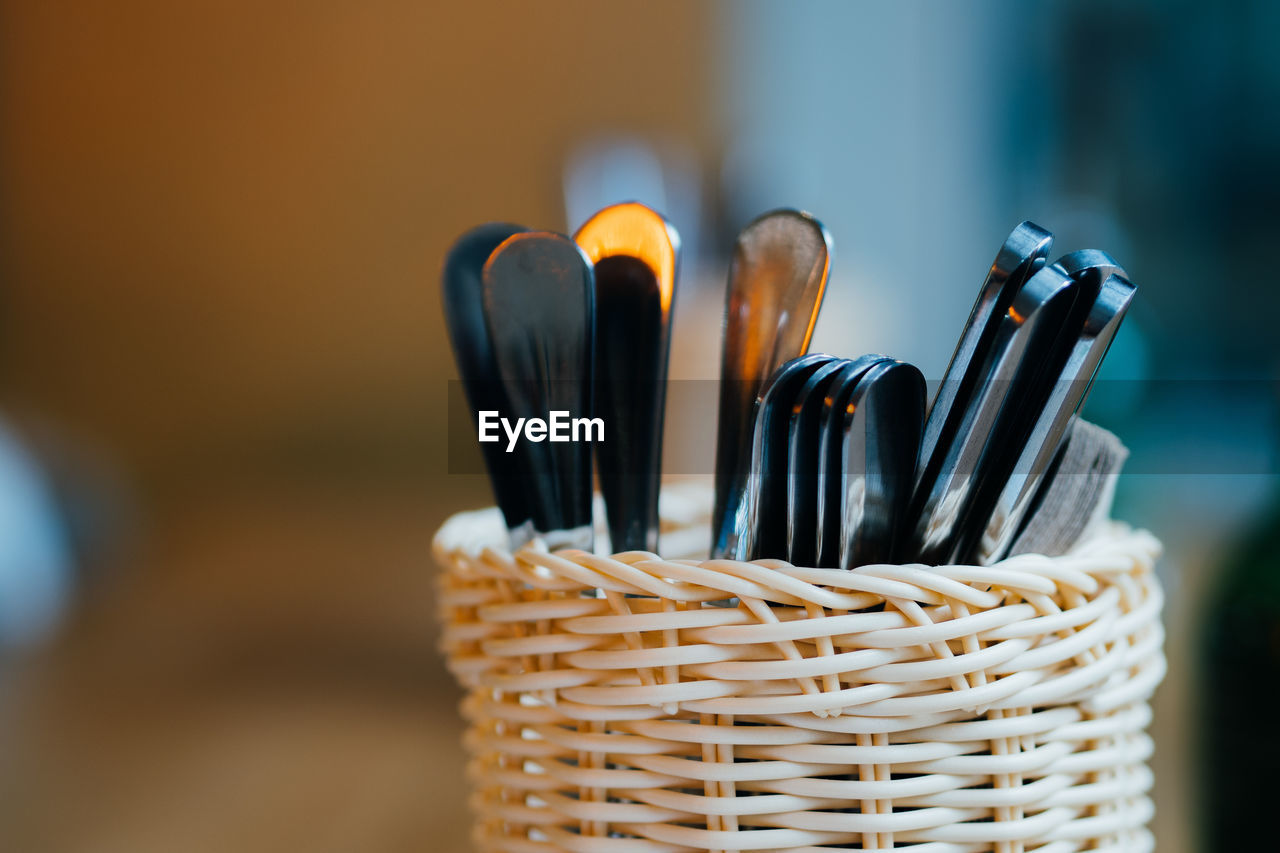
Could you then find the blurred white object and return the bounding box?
[564,136,666,231]
[563,135,703,264]
[0,418,73,647]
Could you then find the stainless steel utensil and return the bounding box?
[574,202,679,552]
[906,264,1079,565]
[917,222,1053,480]
[736,353,840,561]
[711,210,832,558]
[813,355,892,567]
[834,360,926,569]
[784,358,855,566]
[442,222,532,545]
[482,232,596,551]
[973,258,1135,563]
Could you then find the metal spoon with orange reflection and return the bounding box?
[711,209,832,559]
[574,202,679,552]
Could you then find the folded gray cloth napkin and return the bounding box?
[1004,419,1129,558]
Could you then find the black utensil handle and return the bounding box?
[482,233,596,544]
[441,222,532,534]
[815,356,891,568]
[743,354,836,561]
[594,255,669,552]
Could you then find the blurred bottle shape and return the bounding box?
[1201,483,1280,849]
[0,418,74,649]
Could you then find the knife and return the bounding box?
[906,264,1079,565]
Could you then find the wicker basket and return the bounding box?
[433,483,1165,852]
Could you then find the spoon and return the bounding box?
[441,222,532,545]
[813,355,893,567]
[784,358,855,566]
[574,202,679,552]
[733,353,838,561]
[833,360,926,569]
[906,264,1079,565]
[711,209,832,558]
[482,232,596,551]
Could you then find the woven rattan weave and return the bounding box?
[434,484,1164,852]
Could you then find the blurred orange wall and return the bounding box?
[0,0,714,492]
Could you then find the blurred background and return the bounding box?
[1,0,1276,850]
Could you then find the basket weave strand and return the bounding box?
[434,484,1164,852]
